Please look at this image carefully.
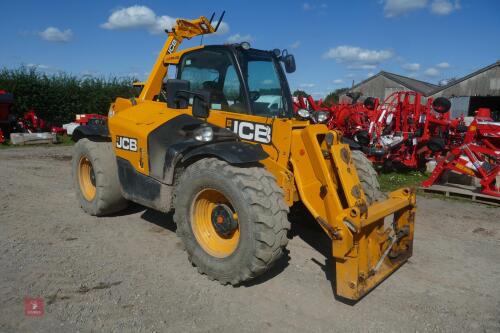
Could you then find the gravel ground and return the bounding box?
[1,145,499,332]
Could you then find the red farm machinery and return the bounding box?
[0,90,15,143]
[294,91,499,198]
[422,108,500,197]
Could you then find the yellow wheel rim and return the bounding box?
[78,156,96,201]
[191,188,240,258]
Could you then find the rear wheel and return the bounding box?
[351,150,385,204]
[173,158,290,285]
[72,139,128,216]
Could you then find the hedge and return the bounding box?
[0,67,136,125]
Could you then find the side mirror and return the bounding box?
[192,90,211,118]
[283,54,296,73]
[165,79,190,109]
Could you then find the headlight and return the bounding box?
[240,42,251,50]
[297,109,310,119]
[194,126,214,142]
[313,111,329,123]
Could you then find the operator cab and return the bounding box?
[167,43,296,119]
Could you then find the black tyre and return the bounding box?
[363,97,377,110]
[354,130,370,146]
[351,150,385,203]
[432,97,451,114]
[72,138,128,216]
[173,158,290,285]
[427,136,446,153]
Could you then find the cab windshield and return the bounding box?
[176,47,293,118]
[240,51,293,118]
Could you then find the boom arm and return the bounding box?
[139,15,219,101]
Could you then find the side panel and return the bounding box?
[108,100,188,175]
[147,114,205,181]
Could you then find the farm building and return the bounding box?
[345,71,438,102]
[430,61,500,120]
[345,61,500,121]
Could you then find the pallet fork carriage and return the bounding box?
[72,14,416,301]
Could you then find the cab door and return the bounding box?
[177,47,292,164]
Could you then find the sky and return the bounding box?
[2,0,500,98]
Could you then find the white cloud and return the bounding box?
[227,33,253,43]
[333,79,344,84]
[26,63,50,69]
[436,62,451,69]
[300,83,316,88]
[212,21,230,35]
[367,72,375,78]
[101,5,176,34]
[424,67,440,77]
[323,46,393,67]
[346,73,356,78]
[290,41,301,49]
[382,0,459,17]
[402,62,420,71]
[302,2,327,12]
[383,0,428,17]
[347,64,378,70]
[38,27,73,42]
[430,0,461,15]
[303,3,313,10]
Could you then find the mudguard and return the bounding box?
[72,123,110,142]
[181,141,268,165]
[341,137,362,151]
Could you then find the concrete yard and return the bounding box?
[1,146,499,332]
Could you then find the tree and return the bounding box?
[323,87,349,106]
[292,89,310,98]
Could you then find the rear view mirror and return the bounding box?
[165,79,190,109]
[283,54,296,73]
[192,90,211,118]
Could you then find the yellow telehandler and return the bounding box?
[72,14,416,300]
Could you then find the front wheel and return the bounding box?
[351,150,385,204]
[173,158,290,285]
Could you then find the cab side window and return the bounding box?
[178,49,246,113]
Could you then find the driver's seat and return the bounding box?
[202,81,228,110]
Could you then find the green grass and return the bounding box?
[56,134,75,146]
[378,171,428,192]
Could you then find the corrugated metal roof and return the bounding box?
[349,71,438,96]
[430,60,500,95]
[381,71,438,96]
[348,61,500,97]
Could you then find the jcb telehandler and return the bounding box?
[72,14,416,300]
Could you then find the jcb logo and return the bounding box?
[226,119,272,144]
[167,39,178,54]
[116,136,138,152]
